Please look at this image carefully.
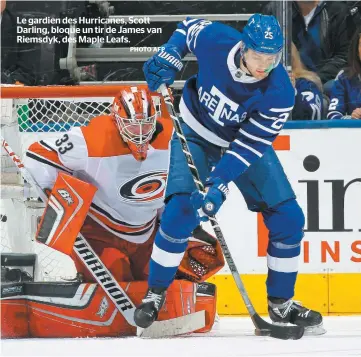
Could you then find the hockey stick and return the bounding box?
[159,85,304,340]
[1,136,205,338]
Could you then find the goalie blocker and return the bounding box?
[1,173,224,338]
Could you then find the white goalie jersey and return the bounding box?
[24,114,173,244]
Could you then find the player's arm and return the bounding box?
[24,127,87,190]
[191,92,293,219]
[209,97,293,185]
[143,18,222,91]
[327,71,347,119]
[166,17,214,58]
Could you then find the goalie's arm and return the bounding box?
[24,127,87,190]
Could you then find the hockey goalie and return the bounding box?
[1,85,224,338]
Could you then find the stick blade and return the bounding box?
[253,313,304,340]
[137,310,206,338]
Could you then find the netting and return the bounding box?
[0,85,126,281]
[16,98,112,132]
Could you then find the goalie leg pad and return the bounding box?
[1,279,197,338]
[1,295,29,338]
[194,282,217,333]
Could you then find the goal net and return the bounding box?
[1,85,127,281]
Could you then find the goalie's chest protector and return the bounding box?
[83,146,169,243]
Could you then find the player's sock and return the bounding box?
[148,195,198,288]
[263,199,305,299]
[148,226,188,288]
[134,287,167,328]
[268,297,326,335]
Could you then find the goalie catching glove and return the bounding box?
[177,225,225,282]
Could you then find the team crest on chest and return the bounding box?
[118,170,168,202]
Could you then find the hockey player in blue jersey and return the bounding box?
[327,31,361,119]
[134,14,324,334]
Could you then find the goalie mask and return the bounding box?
[112,87,160,161]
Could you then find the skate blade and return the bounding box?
[137,310,205,338]
[272,321,327,336]
[304,323,327,336]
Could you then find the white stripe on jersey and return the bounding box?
[186,23,199,50]
[183,18,200,26]
[238,128,273,145]
[327,110,343,119]
[88,213,156,244]
[249,118,280,134]
[258,112,279,120]
[225,150,250,166]
[269,106,294,113]
[234,139,262,157]
[176,29,186,35]
[90,204,154,229]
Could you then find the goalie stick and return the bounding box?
[159,85,304,340]
[1,136,205,338]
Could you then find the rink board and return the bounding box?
[208,273,361,315]
[205,120,361,315]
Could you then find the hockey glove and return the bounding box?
[143,44,183,92]
[190,178,229,221]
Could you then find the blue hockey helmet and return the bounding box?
[243,14,283,54]
[241,14,283,72]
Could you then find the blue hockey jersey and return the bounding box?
[293,78,323,120]
[327,70,361,119]
[167,18,295,183]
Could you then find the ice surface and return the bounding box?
[1,316,360,357]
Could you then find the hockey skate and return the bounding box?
[268,297,326,335]
[134,287,167,329]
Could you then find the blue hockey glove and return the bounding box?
[190,178,230,221]
[143,44,183,91]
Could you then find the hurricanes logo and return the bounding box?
[119,170,168,202]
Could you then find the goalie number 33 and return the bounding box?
[55,134,74,154]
